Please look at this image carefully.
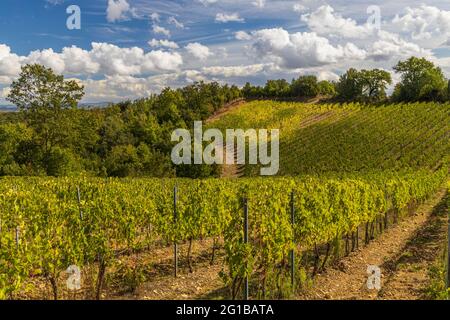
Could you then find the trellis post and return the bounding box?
[77,186,83,220]
[174,186,178,278]
[290,191,295,291]
[244,198,249,300]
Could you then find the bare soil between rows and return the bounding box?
[115,188,448,300]
[20,189,448,300]
[298,189,448,300]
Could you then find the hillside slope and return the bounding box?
[208,101,450,176]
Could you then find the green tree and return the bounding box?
[242,82,263,99]
[264,79,291,98]
[104,143,174,177]
[0,123,33,175]
[153,88,184,124]
[104,144,140,177]
[6,64,85,153]
[7,64,84,111]
[360,69,392,101]
[291,75,319,98]
[392,57,447,102]
[317,80,336,96]
[2,67,245,178]
[45,146,81,176]
[447,79,450,101]
[336,68,391,102]
[336,68,362,101]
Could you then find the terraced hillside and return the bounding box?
[208,101,450,176]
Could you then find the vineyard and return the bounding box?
[209,101,450,175]
[1,100,449,300]
[0,167,447,299]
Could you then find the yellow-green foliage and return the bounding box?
[0,167,446,298]
[209,101,450,175]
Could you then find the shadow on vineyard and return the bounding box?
[379,192,449,300]
[295,189,449,300]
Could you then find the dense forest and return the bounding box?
[1,64,241,178]
[0,56,449,178]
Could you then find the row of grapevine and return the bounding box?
[447,181,450,295]
[0,167,447,299]
[221,168,448,298]
[208,101,450,176]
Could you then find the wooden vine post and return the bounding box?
[243,198,249,300]
[77,186,83,220]
[290,191,295,291]
[174,186,178,278]
[447,210,449,295]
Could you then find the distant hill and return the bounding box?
[0,105,17,112]
[79,102,112,109]
[0,102,112,112]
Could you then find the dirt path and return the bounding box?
[118,190,447,301]
[100,189,448,301]
[206,99,246,178]
[112,240,228,300]
[123,261,225,300]
[219,110,336,178]
[221,144,245,178]
[378,193,448,300]
[298,111,335,129]
[299,189,448,300]
[221,160,242,178]
[205,99,246,124]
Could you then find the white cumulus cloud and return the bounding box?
[251,28,367,69]
[392,5,450,46]
[316,70,340,81]
[252,0,265,9]
[368,31,431,61]
[0,44,22,81]
[60,46,100,75]
[149,39,179,49]
[152,25,171,37]
[168,16,185,29]
[106,0,134,23]
[202,64,267,77]
[0,42,183,82]
[198,0,218,6]
[215,13,244,23]
[185,43,212,61]
[235,31,252,41]
[89,42,182,75]
[25,48,66,74]
[301,5,374,39]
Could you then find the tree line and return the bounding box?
[1,65,241,178]
[0,56,448,178]
[243,57,450,103]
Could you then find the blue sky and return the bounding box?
[0,0,307,55]
[1,0,450,104]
